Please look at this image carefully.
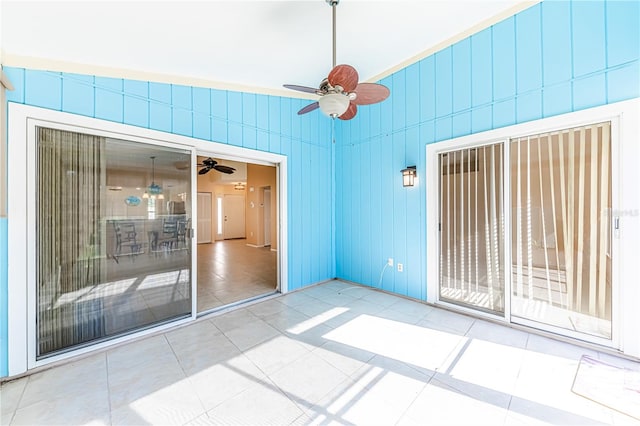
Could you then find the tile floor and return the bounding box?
[2,280,639,425]
[197,239,277,312]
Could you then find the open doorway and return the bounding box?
[195,156,278,313]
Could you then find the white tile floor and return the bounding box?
[2,280,639,425]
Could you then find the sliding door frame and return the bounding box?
[431,139,510,320]
[426,98,639,357]
[7,104,288,376]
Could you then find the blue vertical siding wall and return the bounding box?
[0,69,334,377]
[334,0,639,300]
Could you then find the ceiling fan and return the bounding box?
[283,0,390,121]
[197,158,236,175]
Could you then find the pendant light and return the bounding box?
[143,156,164,200]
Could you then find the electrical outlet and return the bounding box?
[397,263,403,272]
[387,258,394,267]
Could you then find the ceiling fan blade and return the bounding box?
[198,167,211,175]
[352,83,390,105]
[284,84,320,94]
[328,64,359,93]
[213,165,236,174]
[297,102,320,115]
[339,102,357,120]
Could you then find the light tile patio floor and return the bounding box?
[1,280,639,425]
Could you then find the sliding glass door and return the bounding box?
[510,123,612,339]
[438,143,505,314]
[438,121,613,341]
[36,127,194,358]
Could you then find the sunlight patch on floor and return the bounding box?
[287,307,349,335]
[323,314,468,372]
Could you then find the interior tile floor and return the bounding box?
[197,239,277,312]
[2,280,639,425]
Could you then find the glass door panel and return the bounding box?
[510,123,612,339]
[439,143,505,314]
[36,127,193,358]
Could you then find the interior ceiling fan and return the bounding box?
[283,0,390,120]
[197,158,236,175]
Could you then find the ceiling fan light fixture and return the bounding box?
[319,93,350,118]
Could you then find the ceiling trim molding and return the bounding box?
[365,1,540,83]
[0,51,315,100]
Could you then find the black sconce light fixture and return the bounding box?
[401,166,417,187]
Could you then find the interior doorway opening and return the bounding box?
[195,156,278,313]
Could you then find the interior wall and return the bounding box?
[334,0,639,300]
[196,164,247,242]
[245,164,277,250]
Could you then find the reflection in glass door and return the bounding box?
[510,123,612,339]
[439,143,505,314]
[36,127,193,358]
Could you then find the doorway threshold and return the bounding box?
[196,290,280,319]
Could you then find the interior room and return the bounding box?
[195,156,278,312]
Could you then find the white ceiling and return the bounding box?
[1,0,532,97]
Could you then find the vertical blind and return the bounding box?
[439,143,505,313]
[37,127,106,356]
[510,122,612,338]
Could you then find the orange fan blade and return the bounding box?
[339,102,357,120]
[297,102,319,115]
[352,83,390,105]
[328,64,359,92]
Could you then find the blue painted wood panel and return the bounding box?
[419,56,436,122]
[95,77,124,123]
[608,63,640,103]
[405,63,421,127]
[492,17,516,101]
[392,70,406,131]
[471,28,493,107]
[211,90,227,142]
[25,70,62,110]
[572,0,606,78]
[435,48,453,117]
[4,67,25,103]
[541,1,572,86]
[607,1,640,67]
[149,82,172,133]
[171,85,192,137]
[453,38,472,113]
[62,73,94,117]
[124,80,149,128]
[516,5,542,93]
[192,87,211,141]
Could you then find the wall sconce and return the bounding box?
[401,166,417,187]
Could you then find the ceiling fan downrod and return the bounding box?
[327,0,339,68]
